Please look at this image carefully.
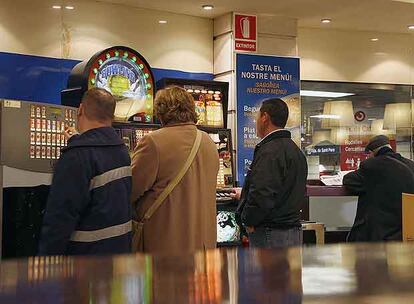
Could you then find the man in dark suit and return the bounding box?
[344,135,414,242]
[232,98,308,248]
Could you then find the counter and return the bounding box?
[1,243,414,303]
[305,182,357,242]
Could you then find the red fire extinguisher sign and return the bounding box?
[234,13,257,52]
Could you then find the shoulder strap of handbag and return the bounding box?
[140,129,202,223]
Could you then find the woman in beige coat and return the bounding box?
[131,87,219,255]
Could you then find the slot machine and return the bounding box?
[62,45,160,154]
[157,78,241,246]
[0,100,77,258]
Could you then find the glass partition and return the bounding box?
[301,81,413,180]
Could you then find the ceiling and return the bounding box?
[96,0,414,34]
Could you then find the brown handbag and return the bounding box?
[132,130,202,252]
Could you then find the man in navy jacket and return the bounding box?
[39,88,132,256]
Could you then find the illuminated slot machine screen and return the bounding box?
[203,129,234,190]
[217,210,240,244]
[62,46,155,123]
[157,78,229,129]
[113,122,159,155]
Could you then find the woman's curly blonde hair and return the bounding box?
[154,86,197,125]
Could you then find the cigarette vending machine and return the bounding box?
[157,78,241,246]
[0,100,77,258]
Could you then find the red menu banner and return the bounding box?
[340,139,397,171]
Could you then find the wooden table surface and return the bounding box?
[1,243,414,303]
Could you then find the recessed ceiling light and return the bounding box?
[371,38,379,42]
[408,25,414,30]
[52,5,61,9]
[158,20,167,24]
[321,19,331,24]
[310,114,341,119]
[300,90,354,98]
[202,4,214,10]
[65,5,75,10]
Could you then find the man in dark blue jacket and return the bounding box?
[39,88,132,256]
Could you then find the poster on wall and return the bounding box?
[236,53,300,184]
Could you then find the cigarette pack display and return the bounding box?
[41,106,46,118]
[61,134,65,146]
[30,119,35,131]
[56,134,61,146]
[52,134,56,146]
[46,147,51,159]
[57,121,61,134]
[42,119,46,131]
[52,120,56,133]
[36,133,41,145]
[56,148,61,159]
[30,132,35,145]
[47,133,51,145]
[35,146,41,159]
[30,146,35,159]
[36,107,41,118]
[41,146,46,159]
[30,106,35,118]
[51,147,56,159]
[36,119,41,131]
[41,133,46,145]
[47,120,51,132]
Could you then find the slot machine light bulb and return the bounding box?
[146,83,152,89]
[132,56,137,62]
[93,68,98,74]
[98,59,103,65]
[139,64,144,69]
[123,52,129,58]
[90,79,96,85]
[146,94,152,99]
[106,53,111,59]
[144,73,149,79]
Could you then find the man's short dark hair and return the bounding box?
[81,88,116,122]
[260,98,289,128]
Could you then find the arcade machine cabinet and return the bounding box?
[0,100,77,258]
[61,45,159,154]
[157,78,241,246]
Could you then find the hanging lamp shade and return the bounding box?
[312,130,332,145]
[321,100,355,128]
[330,127,350,145]
[370,119,395,136]
[383,103,411,129]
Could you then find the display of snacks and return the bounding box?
[185,87,224,128]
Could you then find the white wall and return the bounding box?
[298,27,414,84]
[0,0,213,73]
